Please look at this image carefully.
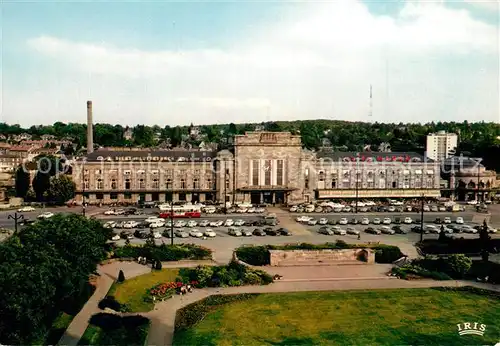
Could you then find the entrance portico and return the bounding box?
[238,186,296,205]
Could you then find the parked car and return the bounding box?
[234,219,246,226]
[37,212,54,219]
[339,218,348,225]
[111,234,121,241]
[174,230,189,238]
[342,206,352,213]
[145,216,162,223]
[228,228,242,237]
[296,216,312,223]
[319,226,334,235]
[103,209,115,215]
[382,218,391,225]
[123,221,139,229]
[150,221,165,228]
[114,209,126,215]
[438,206,446,212]
[318,218,328,225]
[253,228,266,236]
[187,220,198,227]
[103,221,116,229]
[394,217,401,224]
[425,225,440,233]
[392,225,407,234]
[289,206,298,212]
[443,217,452,224]
[19,218,35,226]
[380,226,395,235]
[361,218,370,225]
[198,220,210,227]
[134,230,149,239]
[461,225,477,234]
[308,219,318,226]
[331,226,346,235]
[114,221,126,229]
[442,226,454,234]
[456,217,464,224]
[372,218,381,225]
[224,219,234,227]
[174,220,187,228]
[350,218,359,225]
[264,227,279,236]
[120,231,133,239]
[430,205,439,212]
[434,217,442,224]
[278,228,292,236]
[387,206,396,212]
[411,226,428,234]
[423,205,430,212]
[346,227,360,235]
[365,227,381,235]
[204,229,217,237]
[404,217,413,224]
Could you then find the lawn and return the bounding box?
[78,321,149,346]
[173,288,500,345]
[107,268,179,312]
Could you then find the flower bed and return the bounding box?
[150,281,200,300]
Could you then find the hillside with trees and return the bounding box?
[1,120,499,171]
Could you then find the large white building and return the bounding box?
[426,131,458,161]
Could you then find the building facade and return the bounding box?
[426,131,458,161]
[72,132,442,205]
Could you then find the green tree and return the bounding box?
[14,167,30,199]
[133,125,155,147]
[479,219,491,262]
[45,174,76,205]
[445,254,472,278]
[117,270,126,283]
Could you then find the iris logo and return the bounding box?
[457,322,486,336]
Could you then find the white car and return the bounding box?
[442,226,454,234]
[387,206,396,212]
[247,207,256,213]
[425,225,440,233]
[174,230,189,238]
[189,229,203,238]
[123,221,138,229]
[361,218,370,225]
[241,229,253,236]
[174,220,187,228]
[467,200,478,205]
[234,219,246,226]
[111,234,121,241]
[228,228,242,236]
[461,226,477,234]
[18,206,35,212]
[289,206,298,212]
[103,210,115,215]
[383,218,391,225]
[307,219,318,226]
[236,208,247,213]
[346,227,360,235]
[423,205,430,212]
[203,206,216,214]
[487,227,497,233]
[332,226,347,235]
[456,217,464,224]
[373,218,381,225]
[338,218,348,225]
[255,208,265,213]
[204,229,217,237]
[153,232,162,239]
[37,212,54,219]
[145,217,162,223]
[103,221,116,229]
[198,220,210,227]
[404,217,413,224]
[443,217,451,224]
[438,206,446,212]
[224,219,235,227]
[215,220,224,227]
[209,220,219,227]
[296,216,312,223]
[150,221,165,228]
[187,220,198,228]
[318,218,328,225]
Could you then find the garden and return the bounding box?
[235,241,404,266]
[102,261,273,313]
[78,313,150,346]
[173,287,500,345]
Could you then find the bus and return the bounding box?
[159,204,202,218]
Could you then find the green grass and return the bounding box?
[107,268,179,312]
[78,323,150,346]
[173,288,500,346]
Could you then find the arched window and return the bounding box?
[467,181,476,189]
[111,179,117,189]
[166,179,172,189]
[139,179,145,189]
[125,179,131,190]
[152,179,159,189]
[193,179,199,189]
[180,179,186,189]
[96,179,103,190]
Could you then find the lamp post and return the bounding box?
[223,159,227,214]
[420,194,425,242]
[355,153,360,214]
[170,171,174,245]
[8,212,24,234]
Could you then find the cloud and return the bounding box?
[4,0,500,126]
[462,0,500,11]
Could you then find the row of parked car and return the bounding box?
[289,203,463,213]
[103,217,272,230]
[296,216,466,226]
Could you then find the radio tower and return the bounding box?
[369,84,373,118]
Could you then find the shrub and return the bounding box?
[175,294,259,331]
[418,238,500,255]
[444,254,472,278]
[371,245,403,263]
[89,313,149,330]
[467,260,500,283]
[117,270,125,283]
[112,243,212,261]
[392,264,452,281]
[98,296,130,312]
[236,246,270,266]
[154,261,162,270]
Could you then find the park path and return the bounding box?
[144,278,500,346]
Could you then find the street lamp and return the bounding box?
[8,212,24,234]
[223,159,228,214]
[420,194,425,242]
[169,171,174,246]
[355,154,360,214]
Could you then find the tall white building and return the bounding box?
[426,131,458,161]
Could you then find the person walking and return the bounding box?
[357,233,361,241]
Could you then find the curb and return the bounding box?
[278,276,399,282]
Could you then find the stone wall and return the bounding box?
[269,249,375,266]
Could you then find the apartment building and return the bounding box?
[426,131,458,161]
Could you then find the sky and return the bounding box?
[0,0,499,127]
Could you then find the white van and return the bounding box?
[305,205,315,213]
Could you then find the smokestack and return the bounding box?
[87,101,94,154]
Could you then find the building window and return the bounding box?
[252,160,259,186]
[166,179,172,189]
[96,179,103,190]
[165,169,173,178]
[152,179,159,189]
[305,179,309,189]
[319,171,325,181]
[123,170,131,175]
[225,168,230,175]
[124,193,132,199]
[367,181,374,188]
[276,160,284,186]
[180,179,186,189]
[96,193,104,200]
[193,179,199,189]
[207,179,212,189]
[83,179,89,190]
[392,181,397,188]
[125,179,131,190]
[138,179,145,189]
[179,169,186,177]
[95,169,102,175]
[331,175,337,188]
[427,175,435,188]
[415,179,421,188]
[264,160,271,185]
[404,176,410,188]
[110,193,118,200]
[179,193,186,201]
[111,179,117,189]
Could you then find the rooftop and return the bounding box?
[83,149,218,162]
[316,151,430,162]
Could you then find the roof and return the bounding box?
[84,149,218,162]
[443,156,484,169]
[316,150,430,163]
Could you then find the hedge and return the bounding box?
[111,243,212,261]
[175,294,259,332]
[417,238,500,255]
[89,313,149,330]
[178,261,273,288]
[98,296,130,312]
[235,242,403,266]
[81,313,150,346]
[392,265,452,281]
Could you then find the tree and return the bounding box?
[14,167,30,199]
[154,261,162,270]
[133,125,155,147]
[438,225,448,242]
[45,174,76,205]
[479,219,491,262]
[117,270,126,283]
[445,254,472,278]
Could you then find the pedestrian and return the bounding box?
[357,233,361,240]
